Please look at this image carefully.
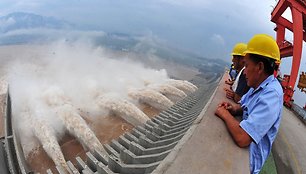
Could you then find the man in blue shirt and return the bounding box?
[229,63,237,81]
[215,34,283,174]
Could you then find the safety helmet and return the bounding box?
[231,43,247,56]
[243,34,280,62]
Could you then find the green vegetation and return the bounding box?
[260,153,277,174]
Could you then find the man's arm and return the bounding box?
[233,93,242,103]
[224,89,242,104]
[215,106,252,147]
[218,101,243,116]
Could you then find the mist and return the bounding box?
[2,39,195,162]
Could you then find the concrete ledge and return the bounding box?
[272,107,306,174]
[153,73,249,174]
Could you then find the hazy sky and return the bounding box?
[0,0,279,59]
[0,0,305,105]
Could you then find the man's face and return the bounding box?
[239,56,245,68]
[232,55,244,70]
[243,54,259,88]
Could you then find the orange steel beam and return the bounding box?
[276,16,306,42]
[280,44,293,58]
[291,7,303,91]
[271,0,289,22]
[275,24,285,43]
[275,24,294,58]
[271,0,305,107]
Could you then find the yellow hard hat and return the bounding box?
[243,34,280,62]
[231,43,247,56]
[275,58,281,64]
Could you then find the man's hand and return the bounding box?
[217,101,241,116]
[225,79,234,85]
[215,101,251,148]
[225,88,235,100]
[215,104,231,120]
[218,101,233,110]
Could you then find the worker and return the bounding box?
[226,43,246,86]
[215,34,283,174]
[229,63,237,82]
[225,43,249,103]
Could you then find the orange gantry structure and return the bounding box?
[271,0,306,107]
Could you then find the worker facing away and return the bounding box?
[215,34,283,174]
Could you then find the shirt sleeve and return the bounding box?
[239,88,281,144]
[240,90,247,104]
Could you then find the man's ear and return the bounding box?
[257,62,265,74]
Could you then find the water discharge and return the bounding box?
[42,87,107,155]
[148,84,187,102]
[3,42,198,172]
[21,109,69,172]
[96,95,150,126]
[166,79,198,94]
[128,88,174,110]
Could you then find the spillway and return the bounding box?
[0,73,219,174]
[42,87,107,155]
[22,110,69,172]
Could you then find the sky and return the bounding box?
[0,0,305,106]
[0,0,279,59]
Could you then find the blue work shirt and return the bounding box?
[239,75,283,174]
[229,64,237,80]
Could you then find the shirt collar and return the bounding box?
[251,75,275,95]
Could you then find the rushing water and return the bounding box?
[22,109,69,172]
[128,88,174,110]
[42,87,107,155]
[166,79,198,94]
[148,83,187,102]
[96,95,150,126]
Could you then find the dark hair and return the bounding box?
[248,54,276,75]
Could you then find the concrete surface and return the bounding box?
[273,107,306,174]
[154,73,249,174]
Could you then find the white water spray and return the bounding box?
[22,109,69,172]
[42,86,107,155]
[148,84,187,102]
[166,79,198,94]
[4,42,187,172]
[128,88,174,110]
[96,94,150,126]
[183,80,198,91]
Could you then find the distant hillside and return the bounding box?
[0,12,228,74]
[0,12,73,33]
